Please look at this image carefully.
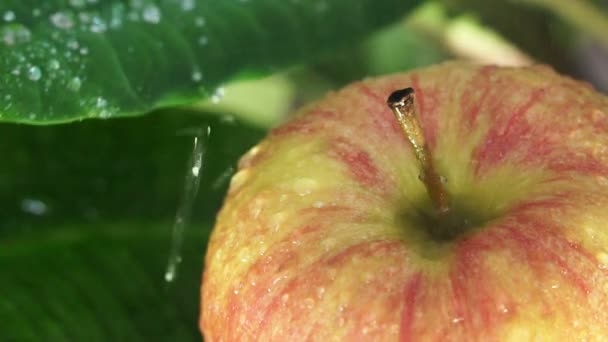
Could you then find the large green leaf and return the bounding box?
[0,109,264,340]
[1,223,210,341]
[0,0,421,124]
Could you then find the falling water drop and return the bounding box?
[164,126,211,283]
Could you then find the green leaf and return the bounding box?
[0,223,210,341]
[0,109,265,340]
[0,0,422,124]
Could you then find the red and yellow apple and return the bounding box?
[200,62,608,340]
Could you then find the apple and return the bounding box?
[200,61,608,340]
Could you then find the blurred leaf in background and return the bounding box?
[0,111,264,340]
[442,0,608,91]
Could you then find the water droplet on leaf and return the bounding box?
[142,5,161,24]
[27,66,42,81]
[68,77,82,91]
[3,11,15,22]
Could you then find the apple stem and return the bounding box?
[387,87,450,215]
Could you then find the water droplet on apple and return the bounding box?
[249,198,264,219]
[281,293,289,304]
[316,287,325,299]
[304,297,314,309]
[229,169,250,192]
[270,212,288,232]
[321,238,337,251]
[293,178,318,196]
[597,252,608,269]
[242,145,261,163]
[452,317,464,324]
[313,201,326,209]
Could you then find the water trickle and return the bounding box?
[211,166,235,190]
[164,126,211,283]
[27,66,42,81]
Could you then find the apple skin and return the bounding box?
[200,62,608,340]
